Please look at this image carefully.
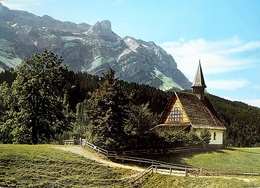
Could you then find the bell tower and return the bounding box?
[192,60,207,100]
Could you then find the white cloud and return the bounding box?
[161,36,260,108]
[207,79,249,90]
[161,36,260,79]
[0,0,41,10]
[222,97,260,108]
[244,99,260,108]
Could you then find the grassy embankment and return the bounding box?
[142,147,260,188]
[0,144,134,188]
[148,147,260,172]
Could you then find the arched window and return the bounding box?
[169,105,183,122]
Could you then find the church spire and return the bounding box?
[192,60,207,100]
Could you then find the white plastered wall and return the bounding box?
[195,129,224,145]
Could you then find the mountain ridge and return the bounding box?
[0,3,191,90]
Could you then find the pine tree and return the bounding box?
[72,102,87,139]
[124,103,157,136]
[85,69,130,150]
[200,129,211,148]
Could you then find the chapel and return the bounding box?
[155,61,226,147]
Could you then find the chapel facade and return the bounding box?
[155,61,226,147]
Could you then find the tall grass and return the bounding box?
[0,144,132,187]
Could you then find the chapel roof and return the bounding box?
[158,92,226,130]
[177,92,226,130]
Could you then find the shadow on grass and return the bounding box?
[231,148,260,155]
[109,147,260,168]
[132,148,229,167]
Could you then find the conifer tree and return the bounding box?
[72,102,87,139]
[124,103,157,136]
[85,69,129,150]
[200,129,211,148]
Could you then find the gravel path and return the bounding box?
[54,145,144,172]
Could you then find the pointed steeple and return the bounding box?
[192,60,207,100]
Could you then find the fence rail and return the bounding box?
[122,165,154,186]
[81,140,195,167]
[115,146,203,156]
[82,140,110,155]
[63,140,74,145]
[63,139,203,156]
[114,155,194,169]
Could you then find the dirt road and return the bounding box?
[54,145,144,172]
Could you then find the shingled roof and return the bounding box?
[158,92,226,131]
[177,92,226,130]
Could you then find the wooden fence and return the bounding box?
[63,139,203,156]
[80,139,203,157]
[81,140,194,166]
[122,164,203,187]
[63,140,74,145]
[122,165,154,187]
[116,146,196,156]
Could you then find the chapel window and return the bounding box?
[169,105,183,122]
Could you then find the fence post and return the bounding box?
[185,169,188,177]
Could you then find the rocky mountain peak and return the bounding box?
[87,20,119,42]
[0,2,6,9]
[0,3,191,90]
[92,20,112,32]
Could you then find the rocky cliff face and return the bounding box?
[0,3,191,90]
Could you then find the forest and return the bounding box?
[0,51,259,148]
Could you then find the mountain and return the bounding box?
[0,3,191,90]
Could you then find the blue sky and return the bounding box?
[1,0,260,107]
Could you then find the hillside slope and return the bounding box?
[207,94,260,147]
[0,144,136,187]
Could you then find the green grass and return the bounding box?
[142,174,260,188]
[139,148,260,188]
[181,148,260,172]
[1,145,260,188]
[0,144,132,187]
[146,147,260,172]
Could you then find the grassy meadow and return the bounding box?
[0,144,133,187]
[146,147,260,173]
[141,147,260,188]
[1,145,260,188]
[142,174,260,188]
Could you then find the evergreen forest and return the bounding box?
[0,51,259,148]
